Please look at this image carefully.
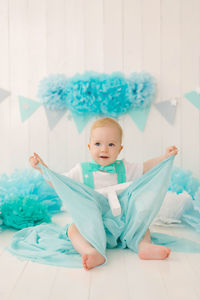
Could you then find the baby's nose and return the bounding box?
[101,145,108,152]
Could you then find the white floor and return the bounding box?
[1,213,200,300]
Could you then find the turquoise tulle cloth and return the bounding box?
[0,168,62,230]
[8,157,200,268]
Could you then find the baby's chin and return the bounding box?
[95,157,115,166]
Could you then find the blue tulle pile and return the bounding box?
[1,195,50,229]
[67,71,104,115]
[166,167,200,232]
[128,72,156,109]
[37,74,69,110]
[99,72,132,117]
[67,72,132,117]
[168,167,200,199]
[0,168,62,230]
[37,71,156,116]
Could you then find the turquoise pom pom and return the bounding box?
[128,72,156,109]
[1,195,51,229]
[168,167,200,199]
[37,74,69,110]
[0,168,62,230]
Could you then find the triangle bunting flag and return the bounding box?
[128,106,151,132]
[0,88,10,104]
[44,108,67,130]
[18,96,41,122]
[184,90,200,110]
[154,99,177,125]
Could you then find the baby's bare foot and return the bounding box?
[138,243,171,260]
[82,249,105,271]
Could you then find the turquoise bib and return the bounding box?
[81,160,126,189]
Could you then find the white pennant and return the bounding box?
[44,107,67,130]
[0,88,10,103]
[154,99,177,125]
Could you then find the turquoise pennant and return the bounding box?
[18,96,41,122]
[128,105,151,131]
[184,91,200,110]
[70,111,94,133]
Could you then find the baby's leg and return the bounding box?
[138,229,171,260]
[67,224,105,270]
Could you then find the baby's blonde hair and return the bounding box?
[90,117,123,143]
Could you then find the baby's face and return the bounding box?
[88,126,123,166]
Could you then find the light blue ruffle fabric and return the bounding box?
[8,157,200,268]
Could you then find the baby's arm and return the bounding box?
[29,153,54,188]
[143,146,178,174]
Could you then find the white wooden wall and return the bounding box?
[0,0,200,177]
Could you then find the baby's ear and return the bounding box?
[120,145,123,152]
[88,144,90,150]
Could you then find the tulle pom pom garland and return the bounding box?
[99,72,132,117]
[128,72,156,109]
[37,71,156,116]
[67,71,103,115]
[67,72,132,117]
[37,74,69,110]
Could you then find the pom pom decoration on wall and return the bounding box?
[1,71,200,132]
[36,71,156,132]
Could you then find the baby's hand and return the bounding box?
[165,146,178,158]
[29,153,47,171]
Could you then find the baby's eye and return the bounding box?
[95,142,100,146]
[109,143,115,147]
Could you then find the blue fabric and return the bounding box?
[151,232,200,253]
[7,156,200,268]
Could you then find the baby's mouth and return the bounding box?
[100,155,109,159]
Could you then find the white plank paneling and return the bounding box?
[49,268,91,300]
[0,0,11,174]
[141,0,163,162]
[8,262,58,300]
[27,0,48,169]
[103,0,123,72]
[8,0,30,172]
[89,249,130,300]
[124,250,168,300]
[123,0,143,162]
[46,0,69,172]
[50,0,87,172]
[160,0,181,168]
[181,0,200,177]
[0,251,27,300]
[85,0,104,72]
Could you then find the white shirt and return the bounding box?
[63,159,143,189]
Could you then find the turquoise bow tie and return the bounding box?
[88,162,116,173]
